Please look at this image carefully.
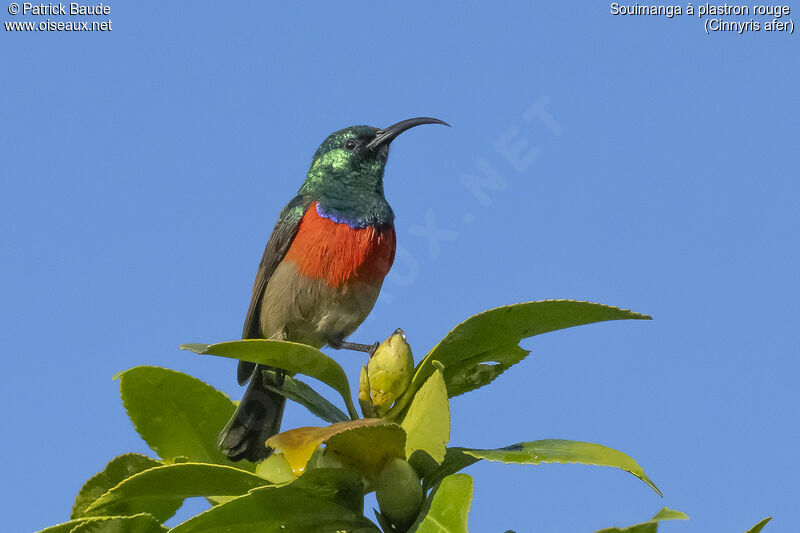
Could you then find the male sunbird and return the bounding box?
[219,117,449,461]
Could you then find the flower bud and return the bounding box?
[367,329,414,417]
[358,364,377,418]
[376,457,423,530]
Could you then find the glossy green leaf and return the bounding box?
[422,448,480,493]
[84,463,270,522]
[423,440,660,496]
[115,366,255,471]
[429,300,651,364]
[263,374,349,424]
[463,439,661,496]
[291,468,368,513]
[255,452,298,484]
[401,368,450,463]
[746,517,772,533]
[37,513,167,533]
[443,343,529,398]
[325,422,407,479]
[266,418,405,478]
[169,469,379,532]
[594,507,689,532]
[648,507,689,521]
[389,300,651,415]
[72,454,163,519]
[412,474,473,533]
[38,519,91,533]
[181,340,358,419]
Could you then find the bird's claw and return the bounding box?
[367,341,380,357]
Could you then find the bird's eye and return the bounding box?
[344,139,358,152]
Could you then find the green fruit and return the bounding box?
[375,458,423,530]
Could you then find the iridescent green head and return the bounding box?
[299,117,449,226]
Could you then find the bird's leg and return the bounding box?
[343,341,381,355]
[330,339,381,356]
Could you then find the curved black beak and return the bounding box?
[366,117,450,150]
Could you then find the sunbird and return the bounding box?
[219,117,449,461]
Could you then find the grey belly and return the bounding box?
[258,260,383,348]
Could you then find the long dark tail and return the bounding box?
[218,363,286,462]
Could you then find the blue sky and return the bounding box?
[2,2,798,532]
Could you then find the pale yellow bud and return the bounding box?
[358,364,377,418]
[367,329,414,417]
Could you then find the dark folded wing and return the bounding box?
[238,195,310,383]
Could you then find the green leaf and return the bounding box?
[746,517,772,533]
[72,454,163,519]
[422,448,480,493]
[181,340,358,419]
[430,300,652,364]
[390,300,651,415]
[443,343,529,398]
[37,520,91,533]
[401,368,450,463]
[325,422,407,479]
[115,366,255,471]
[266,418,405,478]
[169,469,380,532]
[83,463,271,522]
[37,513,167,533]
[423,440,660,496]
[462,439,661,496]
[412,474,473,533]
[291,468,369,513]
[263,374,349,424]
[594,507,689,532]
[255,453,298,484]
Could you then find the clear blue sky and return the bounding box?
[2,2,797,532]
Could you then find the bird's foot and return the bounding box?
[334,340,381,356]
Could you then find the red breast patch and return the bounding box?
[284,202,396,288]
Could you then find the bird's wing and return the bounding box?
[238,195,311,383]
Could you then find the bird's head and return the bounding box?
[300,117,449,201]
